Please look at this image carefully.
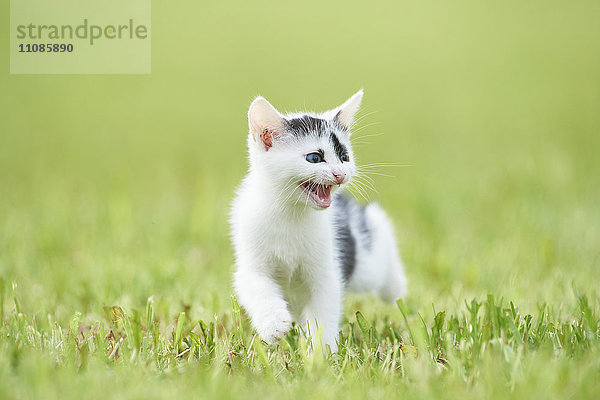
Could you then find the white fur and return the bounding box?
[344,203,407,302]
[230,90,406,352]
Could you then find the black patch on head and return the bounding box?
[285,114,349,161]
[285,115,327,137]
[330,132,347,161]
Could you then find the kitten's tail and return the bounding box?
[363,202,407,302]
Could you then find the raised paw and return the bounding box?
[255,309,292,344]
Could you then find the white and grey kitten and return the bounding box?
[230,90,407,352]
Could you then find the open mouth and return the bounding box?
[300,181,333,208]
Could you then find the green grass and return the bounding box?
[1,288,599,399]
[1,0,600,398]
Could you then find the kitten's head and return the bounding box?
[247,90,363,210]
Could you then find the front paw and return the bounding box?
[255,309,292,344]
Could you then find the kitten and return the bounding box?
[230,90,407,352]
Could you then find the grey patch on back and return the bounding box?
[333,193,373,283]
[357,205,372,249]
[333,194,356,282]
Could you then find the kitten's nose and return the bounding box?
[333,172,346,184]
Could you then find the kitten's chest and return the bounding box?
[259,211,334,272]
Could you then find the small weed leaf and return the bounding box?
[355,311,370,334]
[11,282,21,314]
[396,298,416,345]
[174,311,186,351]
[145,297,155,331]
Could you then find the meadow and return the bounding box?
[1,1,599,398]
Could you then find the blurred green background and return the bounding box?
[1,0,599,323]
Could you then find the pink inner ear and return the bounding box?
[260,128,278,151]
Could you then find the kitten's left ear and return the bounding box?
[334,89,363,130]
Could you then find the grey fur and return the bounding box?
[285,115,327,137]
[332,193,373,282]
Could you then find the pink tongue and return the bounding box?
[316,185,331,200]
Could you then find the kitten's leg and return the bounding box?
[233,267,292,344]
[303,267,342,353]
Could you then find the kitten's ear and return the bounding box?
[334,89,363,130]
[248,97,285,151]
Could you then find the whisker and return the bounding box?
[350,122,383,136]
[357,171,396,178]
[350,110,380,130]
[353,175,378,195]
[351,133,386,144]
[347,179,370,202]
[358,163,411,168]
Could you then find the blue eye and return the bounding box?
[341,152,350,162]
[305,152,323,163]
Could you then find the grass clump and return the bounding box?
[1,281,598,399]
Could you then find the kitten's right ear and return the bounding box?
[334,89,363,130]
[248,97,285,151]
